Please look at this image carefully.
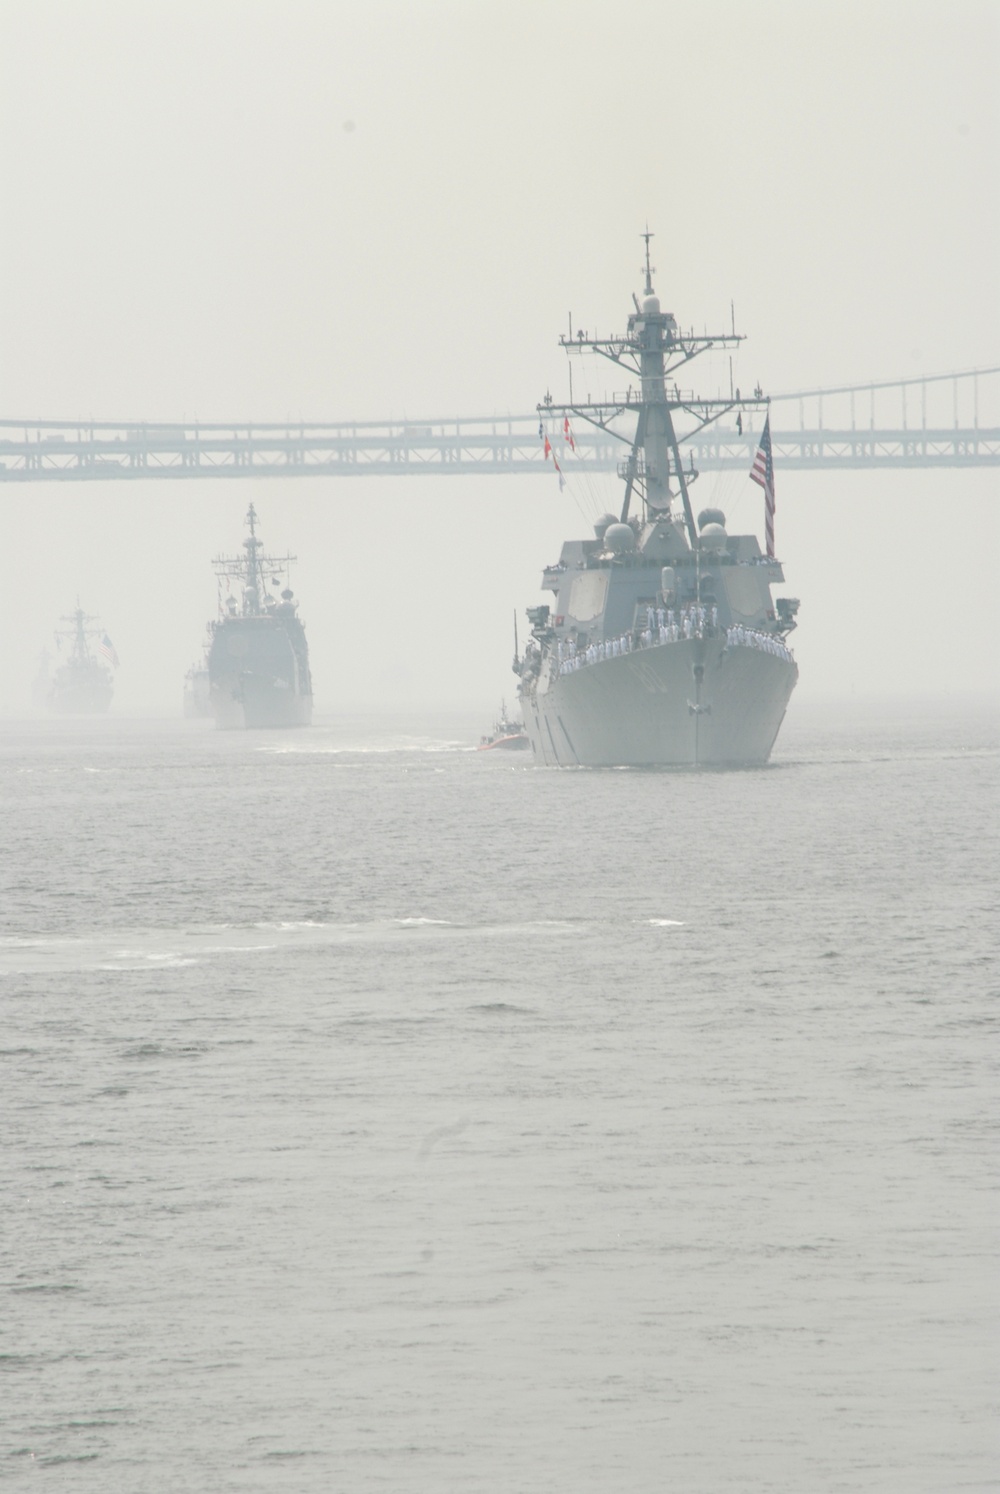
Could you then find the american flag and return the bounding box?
[99,633,120,668]
[749,412,775,558]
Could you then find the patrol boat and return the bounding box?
[207,504,312,729]
[478,702,529,751]
[517,238,799,767]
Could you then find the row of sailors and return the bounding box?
[645,604,716,636]
[726,625,793,661]
[558,634,635,671]
[556,608,793,675]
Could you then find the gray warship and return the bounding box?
[183,657,211,719]
[48,603,116,714]
[207,504,312,729]
[183,630,212,719]
[517,239,799,767]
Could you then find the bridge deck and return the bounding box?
[1,418,997,479]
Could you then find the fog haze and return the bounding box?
[1,0,997,715]
[3,10,998,1483]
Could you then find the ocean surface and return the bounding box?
[2,699,997,1492]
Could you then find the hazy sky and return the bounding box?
[1,0,997,715]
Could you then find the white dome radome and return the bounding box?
[604,522,636,553]
[699,522,728,550]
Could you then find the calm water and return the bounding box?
[2,700,997,1492]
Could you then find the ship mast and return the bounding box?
[540,230,767,546]
[244,503,263,614]
[212,504,297,616]
[56,598,99,666]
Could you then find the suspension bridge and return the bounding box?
[1,368,996,482]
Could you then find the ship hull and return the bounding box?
[210,676,312,730]
[521,636,797,767]
[48,676,113,715]
[208,615,312,730]
[477,733,530,751]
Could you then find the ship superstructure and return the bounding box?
[48,603,115,714]
[517,236,799,767]
[207,504,312,729]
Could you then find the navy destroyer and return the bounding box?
[207,504,312,729]
[517,237,799,767]
[48,603,116,714]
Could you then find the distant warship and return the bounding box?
[207,504,312,729]
[517,237,799,767]
[183,627,212,719]
[48,603,116,714]
[183,657,211,719]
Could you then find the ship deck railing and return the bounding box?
[557,612,794,675]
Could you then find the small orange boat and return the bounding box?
[478,702,529,751]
